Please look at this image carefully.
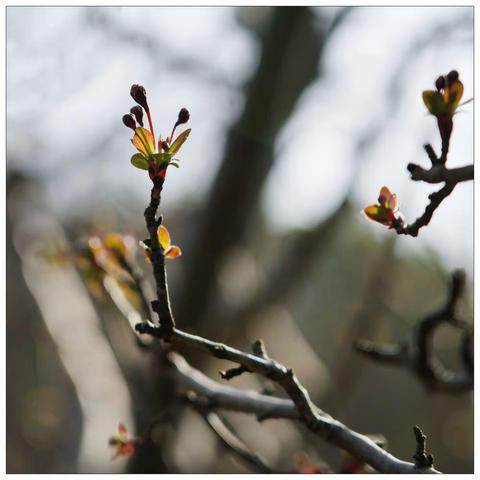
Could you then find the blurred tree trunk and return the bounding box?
[177,6,327,335]
[7,173,82,473]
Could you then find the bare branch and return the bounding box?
[355,270,473,393]
[197,409,275,473]
[394,182,456,237]
[143,179,175,331]
[136,321,440,473]
[407,163,473,184]
[168,351,298,420]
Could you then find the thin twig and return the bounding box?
[143,178,175,331]
[394,182,456,237]
[196,408,275,473]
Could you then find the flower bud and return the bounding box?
[122,113,136,131]
[175,108,190,126]
[446,70,459,84]
[435,76,445,91]
[130,84,149,111]
[130,106,144,127]
[161,140,170,151]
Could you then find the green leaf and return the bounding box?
[169,162,180,168]
[151,152,173,167]
[168,128,191,154]
[130,154,149,170]
[422,90,448,116]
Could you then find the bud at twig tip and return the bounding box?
[130,105,144,127]
[435,76,445,91]
[176,107,190,126]
[122,113,136,131]
[130,84,149,111]
[446,70,459,83]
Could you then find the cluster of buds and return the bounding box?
[122,84,191,180]
[422,70,464,153]
[423,70,464,117]
[364,186,405,229]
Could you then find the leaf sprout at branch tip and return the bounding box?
[123,84,191,181]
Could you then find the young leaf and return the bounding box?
[165,245,182,259]
[445,80,464,113]
[133,127,155,157]
[422,90,447,116]
[168,128,191,154]
[151,152,173,167]
[131,154,149,170]
[157,225,171,251]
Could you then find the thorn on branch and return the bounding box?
[412,426,434,469]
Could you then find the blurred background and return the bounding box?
[6,6,473,474]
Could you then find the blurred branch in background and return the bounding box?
[83,8,235,90]
[177,7,353,333]
[195,409,276,473]
[355,269,473,393]
[6,173,82,473]
[7,174,132,473]
[322,236,397,413]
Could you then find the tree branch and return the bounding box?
[195,408,276,473]
[394,182,457,237]
[136,321,440,473]
[355,270,473,393]
[143,178,175,331]
[136,130,443,473]
[407,162,473,184]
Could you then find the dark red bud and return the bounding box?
[161,141,169,151]
[130,106,144,127]
[130,84,149,111]
[175,108,190,126]
[122,113,136,131]
[435,76,445,91]
[446,70,459,83]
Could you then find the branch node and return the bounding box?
[412,425,434,469]
[219,364,252,380]
[252,339,269,359]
